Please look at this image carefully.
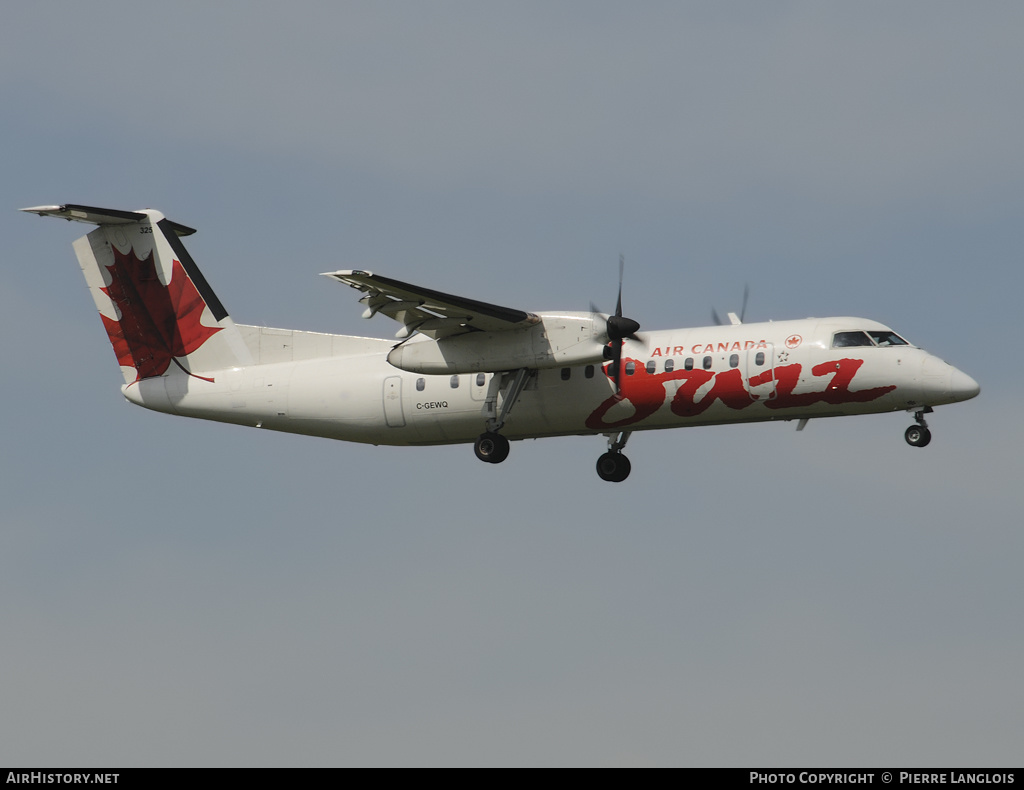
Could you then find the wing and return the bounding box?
[323,269,539,339]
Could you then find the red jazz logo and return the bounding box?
[785,334,802,349]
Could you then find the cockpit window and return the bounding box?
[831,331,874,348]
[868,330,909,347]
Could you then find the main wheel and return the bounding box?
[905,425,932,447]
[474,432,510,463]
[596,451,631,482]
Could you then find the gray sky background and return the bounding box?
[1,2,1021,767]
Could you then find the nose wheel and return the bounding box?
[905,407,933,448]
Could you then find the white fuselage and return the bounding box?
[21,203,979,475]
[122,315,978,446]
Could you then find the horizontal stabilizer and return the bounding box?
[21,204,197,237]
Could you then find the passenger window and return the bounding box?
[646,361,656,374]
[416,378,425,392]
[684,357,694,371]
[664,359,675,373]
[450,375,460,388]
[755,352,765,366]
[476,373,486,387]
[832,331,874,348]
[625,361,635,376]
[560,367,571,381]
[703,356,712,370]
[729,354,739,368]
[585,365,594,379]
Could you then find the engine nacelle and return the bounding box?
[387,312,607,374]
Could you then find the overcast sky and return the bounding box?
[2,2,1021,767]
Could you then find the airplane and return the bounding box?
[22,203,980,482]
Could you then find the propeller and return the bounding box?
[712,283,750,326]
[595,255,641,392]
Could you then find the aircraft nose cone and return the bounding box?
[949,367,981,402]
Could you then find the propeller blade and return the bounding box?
[595,254,639,394]
[608,255,640,340]
[615,254,625,318]
[609,338,623,391]
[712,285,750,325]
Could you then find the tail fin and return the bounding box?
[22,204,252,384]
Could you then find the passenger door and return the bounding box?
[383,376,405,427]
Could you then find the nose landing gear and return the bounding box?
[905,406,933,447]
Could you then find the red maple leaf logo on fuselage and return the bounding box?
[100,246,221,382]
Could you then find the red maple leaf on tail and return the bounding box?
[100,246,221,382]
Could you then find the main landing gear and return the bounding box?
[474,431,510,464]
[596,431,632,483]
[474,368,531,465]
[905,406,933,448]
[471,371,635,482]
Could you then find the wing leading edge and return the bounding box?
[323,269,539,339]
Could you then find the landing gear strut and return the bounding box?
[596,431,632,482]
[905,406,933,448]
[474,368,531,465]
